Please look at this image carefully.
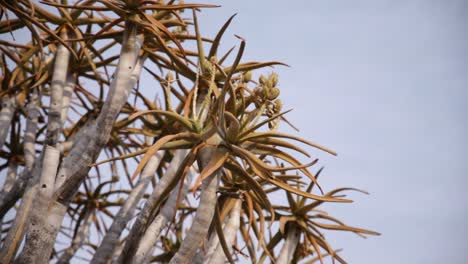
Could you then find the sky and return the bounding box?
[194,1,468,263]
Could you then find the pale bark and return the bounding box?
[38,146,61,198]
[0,91,40,222]
[13,146,61,263]
[0,181,37,263]
[0,161,16,241]
[60,73,76,125]
[203,198,242,264]
[4,22,143,262]
[0,95,16,149]
[3,31,71,260]
[53,27,143,195]
[117,149,189,263]
[168,145,223,264]
[136,167,196,264]
[13,197,66,264]
[91,151,164,264]
[2,159,18,193]
[24,90,40,171]
[276,226,300,264]
[45,31,70,147]
[200,222,221,263]
[0,169,32,223]
[56,209,93,264]
[0,146,47,262]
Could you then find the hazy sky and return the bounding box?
[195,1,467,263]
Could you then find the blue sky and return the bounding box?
[195,1,467,263]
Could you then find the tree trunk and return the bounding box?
[14,146,64,264]
[45,30,70,147]
[168,144,223,264]
[23,90,40,171]
[91,151,164,264]
[60,73,76,125]
[135,167,195,264]
[276,226,300,264]
[0,95,16,149]
[8,29,71,262]
[203,198,241,264]
[117,149,189,263]
[2,159,18,193]
[4,22,143,263]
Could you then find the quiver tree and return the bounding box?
[0,1,379,263]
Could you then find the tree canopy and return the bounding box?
[0,1,379,263]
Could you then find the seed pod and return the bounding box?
[262,87,270,99]
[243,71,252,83]
[274,99,283,112]
[165,72,174,82]
[269,72,279,87]
[268,87,280,100]
[259,75,267,86]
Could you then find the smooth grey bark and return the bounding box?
[276,226,300,264]
[166,91,221,264]
[136,166,196,264]
[45,31,70,147]
[38,146,61,198]
[168,144,223,264]
[60,73,76,125]
[203,198,242,264]
[117,149,189,263]
[90,151,164,264]
[24,90,40,170]
[0,95,16,149]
